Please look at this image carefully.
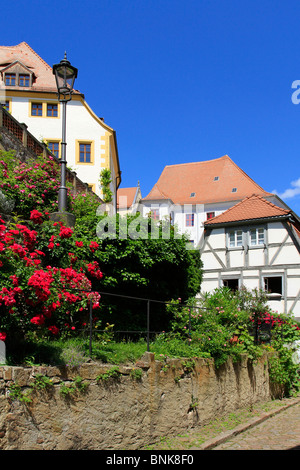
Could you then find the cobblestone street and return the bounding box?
[212,402,300,450]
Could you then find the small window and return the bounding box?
[250,228,264,246]
[47,103,58,117]
[229,229,243,247]
[31,103,42,116]
[214,176,219,181]
[232,187,237,193]
[76,141,94,165]
[264,276,282,296]
[48,142,60,158]
[151,209,159,220]
[206,212,215,220]
[79,143,91,163]
[186,214,194,227]
[190,192,195,197]
[19,74,30,87]
[4,101,10,111]
[5,73,16,86]
[223,278,239,291]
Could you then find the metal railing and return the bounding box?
[55,288,277,356]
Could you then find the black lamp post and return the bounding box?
[52,53,78,213]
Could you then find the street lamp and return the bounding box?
[52,53,78,213]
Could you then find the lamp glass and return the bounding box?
[53,58,77,96]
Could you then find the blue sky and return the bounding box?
[2,0,300,215]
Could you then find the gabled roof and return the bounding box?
[204,194,291,226]
[0,42,81,94]
[1,60,32,74]
[117,186,141,209]
[143,155,271,205]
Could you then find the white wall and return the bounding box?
[201,221,300,316]
[142,200,237,246]
[7,95,111,198]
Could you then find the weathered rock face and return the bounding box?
[0,353,276,450]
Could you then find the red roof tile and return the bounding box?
[143,155,271,204]
[0,42,81,94]
[117,187,139,209]
[204,194,290,225]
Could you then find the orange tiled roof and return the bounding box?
[143,155,271,204]
[204,194,290,225]
[117,187,138,209]
[0,42,81,94]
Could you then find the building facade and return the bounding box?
[201,195,300,316]
[117,183,142,215]
[142,155,288,247]
[142,155,300,315]
[0,42,121,205]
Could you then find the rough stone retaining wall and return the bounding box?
[0,352,276,450]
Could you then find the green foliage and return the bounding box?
[60,345,89,368]
[71,190,102,236]
[130,368,143,381]
[8,382,32,403]
[73,375,89,392]
[0,148,203,346]
[99,168,113,203]
[0,150,72,218]
[163,287,298,371]
[59,376,88,398]
[59,382,77,397]
[181,359,196,374]
[90,214,202,332]
[7,373,54,403]
[268,317,300,397]
[96,366,121,382]
[30,373,53,391]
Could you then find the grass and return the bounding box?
[4,333,298,450]
[143,398,299,450]
[4,332,212,367]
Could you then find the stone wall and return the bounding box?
[0,352,276,450]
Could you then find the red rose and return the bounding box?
[48,325,59,335]
[30,314,45,326]
[0,332,6,342]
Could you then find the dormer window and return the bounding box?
[2,61,33,88]
[214,176,219,181]
[19,74,30,87]
[190,192,195,197]
[232,187,237,193]
[5,73,16,86]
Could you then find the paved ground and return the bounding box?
[145,397,300,451]
[212,401,300,450]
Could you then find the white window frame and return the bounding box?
[263,274,283,298]
[222,277,240,291]
[250,227,265,246]
[228,229,243,248]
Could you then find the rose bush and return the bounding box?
[0,149,203,353]
[0,212,103,349]
[0,151,72,218]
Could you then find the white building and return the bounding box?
[142,155,300,315]
[0,42,121,205]
[142,155,286,247]
[201,194,300,316]
[117,183,142,215]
